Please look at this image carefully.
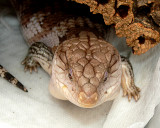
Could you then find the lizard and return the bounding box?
[9,0,140,108]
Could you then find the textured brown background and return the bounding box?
[72,0,160,55]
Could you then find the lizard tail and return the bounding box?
[0,65,28,92]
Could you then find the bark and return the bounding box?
[72,0,160,54]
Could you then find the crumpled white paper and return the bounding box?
[0,3,160,128]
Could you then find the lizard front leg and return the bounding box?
[22,42,53,75]
[121,56,140,101]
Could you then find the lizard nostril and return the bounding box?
[68,68,73,80]
[104,71,108,81]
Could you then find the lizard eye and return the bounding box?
[104,71,108,81]
[68,69,73,80]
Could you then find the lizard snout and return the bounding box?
[78,92,98,108]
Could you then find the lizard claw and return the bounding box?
[123,85,140,102]
[22,56,39,73]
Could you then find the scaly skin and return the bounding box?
[11,0,140,108]
[0,65,28,92]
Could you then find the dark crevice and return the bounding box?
[117,5,130,18]
[96,0,109,5]
[150,38,156,44]
[138,36,145,44]
[136,4,153,16]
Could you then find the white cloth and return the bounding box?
[0,3,160,128]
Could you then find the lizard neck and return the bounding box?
[55,16,106,47]
[50,16,106,53]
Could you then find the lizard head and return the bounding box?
[49,31,122,108]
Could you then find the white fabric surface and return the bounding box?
[146,103,160,128]
[0,3,160,128]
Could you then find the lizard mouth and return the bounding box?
[60,82,99,108]
[78,92,98,108]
